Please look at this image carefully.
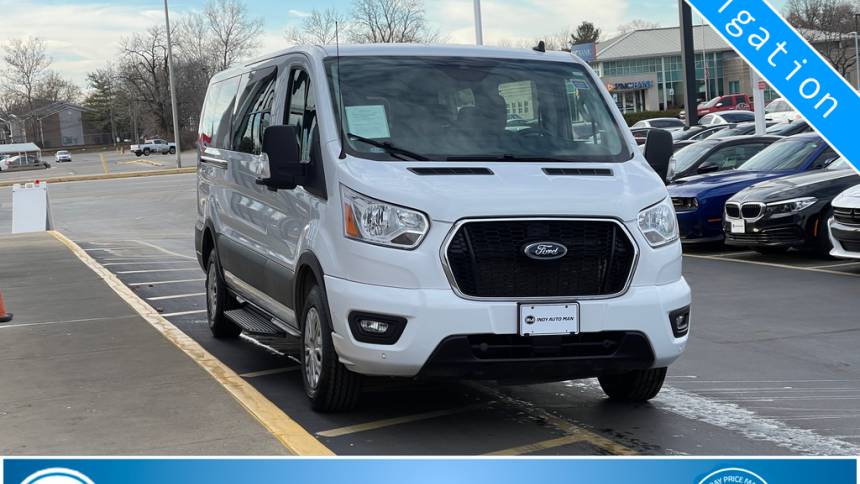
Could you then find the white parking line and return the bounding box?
[129,240,196,260]
[568,379,860,455]
[160,309,207,317]
[147,292,206,301]
[117,268,201,274]
[684,253,860,278]
[128,278,205,286]
[240,367,300,378]
[104,261,185,266]
[808,261,860,269]
[83,247,138,252]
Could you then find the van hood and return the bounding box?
[337,156,668,223]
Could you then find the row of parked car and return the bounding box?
[633,110,859,261]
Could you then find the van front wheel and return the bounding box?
[301,285,361,412]
[598,367,667,402]
[205,249,241,339]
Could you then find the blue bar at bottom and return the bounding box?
[3,458,857,484]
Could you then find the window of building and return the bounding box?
[728,80,740,93]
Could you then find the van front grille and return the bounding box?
[444,219,636,299]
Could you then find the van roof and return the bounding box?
[211,43,586,83]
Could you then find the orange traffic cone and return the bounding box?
[0,290,12,323]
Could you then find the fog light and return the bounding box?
[669,306,691,338]
[348,311,408,344]
[359,319,389,334]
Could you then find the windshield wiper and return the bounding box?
[445,154,575,162]
[346,133,428,161]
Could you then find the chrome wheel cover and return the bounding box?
[206,262,218,324]
[303,307,323,390]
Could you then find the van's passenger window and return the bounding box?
[326,56,629,163]
[285,68,313,161]
[233,68,277,155]
[199,76,241,149]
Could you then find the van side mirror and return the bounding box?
[258,125,307,190]
[697,160,720,174]
[643,129,673,183]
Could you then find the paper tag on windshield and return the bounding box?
[345,105,391,139]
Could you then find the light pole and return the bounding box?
[473,0,483,45]
[164,0,182,168]
[851,29,859,90]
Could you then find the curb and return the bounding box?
[49,230,334,456]
[0,167,196,188]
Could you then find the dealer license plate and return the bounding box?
[518,303,579,336]
[730,219,745,234]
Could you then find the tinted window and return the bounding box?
[284,69,310,160]
[705,142,769,170]
[739,138,821,171]
[721,112,754,123]
[233,67,277,155]
[650,119,684,128]
[670,140,717,173]
[811,147,838,169]
[199,76,241,149]
[326,56,629,162]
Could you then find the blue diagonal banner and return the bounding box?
[685,0,860,171]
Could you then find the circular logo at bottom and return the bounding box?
[698,468,767,484]
[21,468,95,484]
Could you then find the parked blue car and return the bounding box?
[668,133,839,243]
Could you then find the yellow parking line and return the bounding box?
[49,230,333,456]
[484,434,587,455]
[317,404,486,438]
[684,253,860,278]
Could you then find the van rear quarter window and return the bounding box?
[199,76,241,149]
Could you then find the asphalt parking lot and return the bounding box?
[2,173,859,455]
[0,149,195,184]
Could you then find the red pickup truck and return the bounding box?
[697,94,753,116]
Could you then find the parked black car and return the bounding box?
[723,157,858,256]
[667,135,781,182]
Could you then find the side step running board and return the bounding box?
[225,308,290,337]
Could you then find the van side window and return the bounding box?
[233,67,277,155]
[199,76,241,149]
[285,68,311,161]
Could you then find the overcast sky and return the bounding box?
[0,0,787,87]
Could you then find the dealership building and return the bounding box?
[590,25,781,113]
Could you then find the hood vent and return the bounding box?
[543,168,613,176]
[408,167,494,176]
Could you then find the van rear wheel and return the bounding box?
[598,367,667,402]
[301,285,361,412]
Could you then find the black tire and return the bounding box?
[754,246,788,255]
[598,367,667,402]
[301,285,361,412]
[143,148,151,156]
[135,151,142,157]
[205,248,241,339]
[169,147,176,154]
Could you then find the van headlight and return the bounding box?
[341,185,429,249]
[765,197,817,218]
[638,198,679,247]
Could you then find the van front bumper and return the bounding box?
[324,275,690,378]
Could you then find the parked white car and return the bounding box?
[829,183,860,260]
[764,97,802,123]
[130,139,176,156]
[0,156,9,172]
[55,150,72,162]
[195,44,691,411]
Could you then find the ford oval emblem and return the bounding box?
[523,241,568,260]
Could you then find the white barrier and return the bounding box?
[12,181,53,233]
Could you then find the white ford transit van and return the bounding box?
[195,44,690,411]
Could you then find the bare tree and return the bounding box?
[617,19,661,35]
[178,11,220,78]
[785,0,859,77]
[204,0,264,70]
[286,8,348,45]
[119,26,172,136]
[2,37,51,111]
[350,0,438,43]
[35,71,82,104]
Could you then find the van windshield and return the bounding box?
[325,56,630,162]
